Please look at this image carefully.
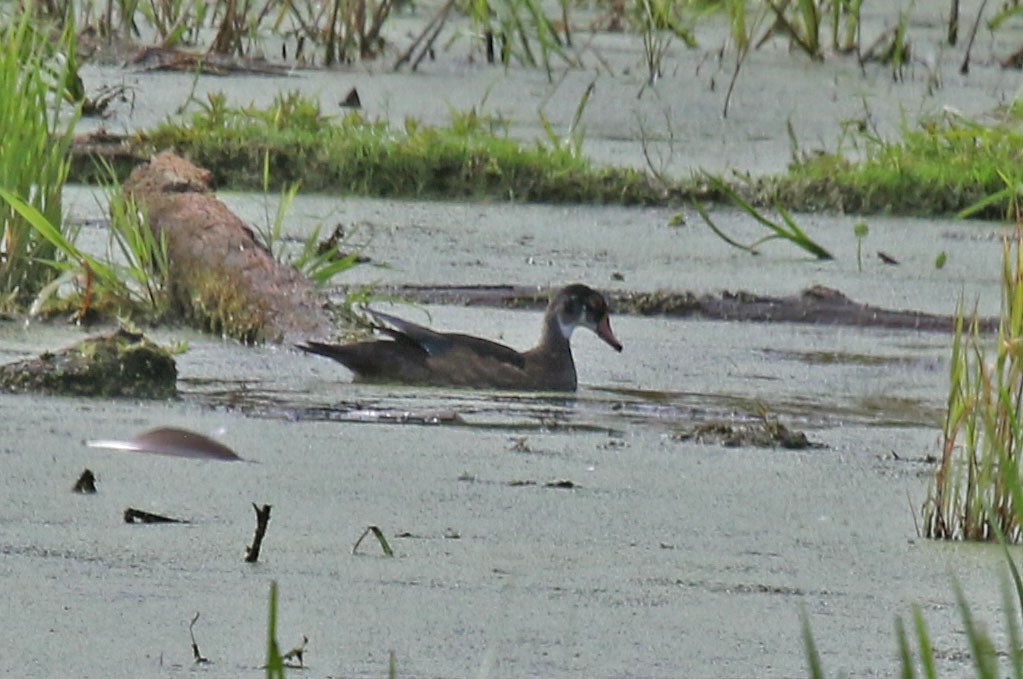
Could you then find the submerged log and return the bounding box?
[370,284,997,333]
[123,152,333,343]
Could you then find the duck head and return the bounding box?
[552,284,623,352]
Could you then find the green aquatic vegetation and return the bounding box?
[462,0,573,79]
[925,229,1023,543]
[691,173,833,259]
[635,0,700,87]
[265,581,286,679]
[853,221,868,272]
[800,230,1023,679]
[0,175,172,320]
[759,108,1023,219]
[0,10,80,309]
[138,91,666,204]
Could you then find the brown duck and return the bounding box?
[298,284,622,391]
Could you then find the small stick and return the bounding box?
[245,503,272,563]
[124,507,186,523]
[189,612,208,663]
[959,0,989,74]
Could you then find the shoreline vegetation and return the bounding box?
[69,93,1023,222]
[39,0,1023,221]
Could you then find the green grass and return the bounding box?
[691,173,833,259]
[754,107,1023,219]
[0,9,80,309]
[924,229,1023,542]
[265,581,285,679]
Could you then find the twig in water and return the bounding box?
[189,612,209,663]
[392,0,456,71]
[959,0,989,74]
[282,636,309,668]
[245,503,272,563]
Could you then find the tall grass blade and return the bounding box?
[265,581,285,679]
[698,174,833,259]
[0,189,117,285]
[894,616,917,679]
[800,607,825,679]
[690,198,760,255]
[0,9,81,305]
[911,605,937,679]
[926,230,1023,542]
[952,577,999,679]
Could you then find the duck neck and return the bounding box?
[538,313,573,359]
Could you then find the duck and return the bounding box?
[297,284,622,391]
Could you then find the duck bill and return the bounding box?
[596,316,623,352]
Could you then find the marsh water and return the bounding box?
[4,1,1023,677]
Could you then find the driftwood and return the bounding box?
[123,152,333,343]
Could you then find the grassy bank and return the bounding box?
[84,91,677,205]
[752,105,1023,221]
[67,90,1023,219]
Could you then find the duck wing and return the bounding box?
[370,310,526,369]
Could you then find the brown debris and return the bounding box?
[124,507,187,523]
[374,283,994,333]
[123,152,333,343]
[670,418,817,450]
[128,47,290,75]
[72,469,97,493]
[245,503,272,562]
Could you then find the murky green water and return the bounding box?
[3,2,1021,675]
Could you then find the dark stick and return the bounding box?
[189,612,209,663]
[245,503,272,563]
[948,0,959,45]
[959,0,989,74]
[124,507,186,523]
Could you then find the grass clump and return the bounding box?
[0,8,172,321]
[757,107,1023,219]
[137,91,668,204]
[0,9,80,310]
[462,0,574,80]
[924,228,1023,542]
